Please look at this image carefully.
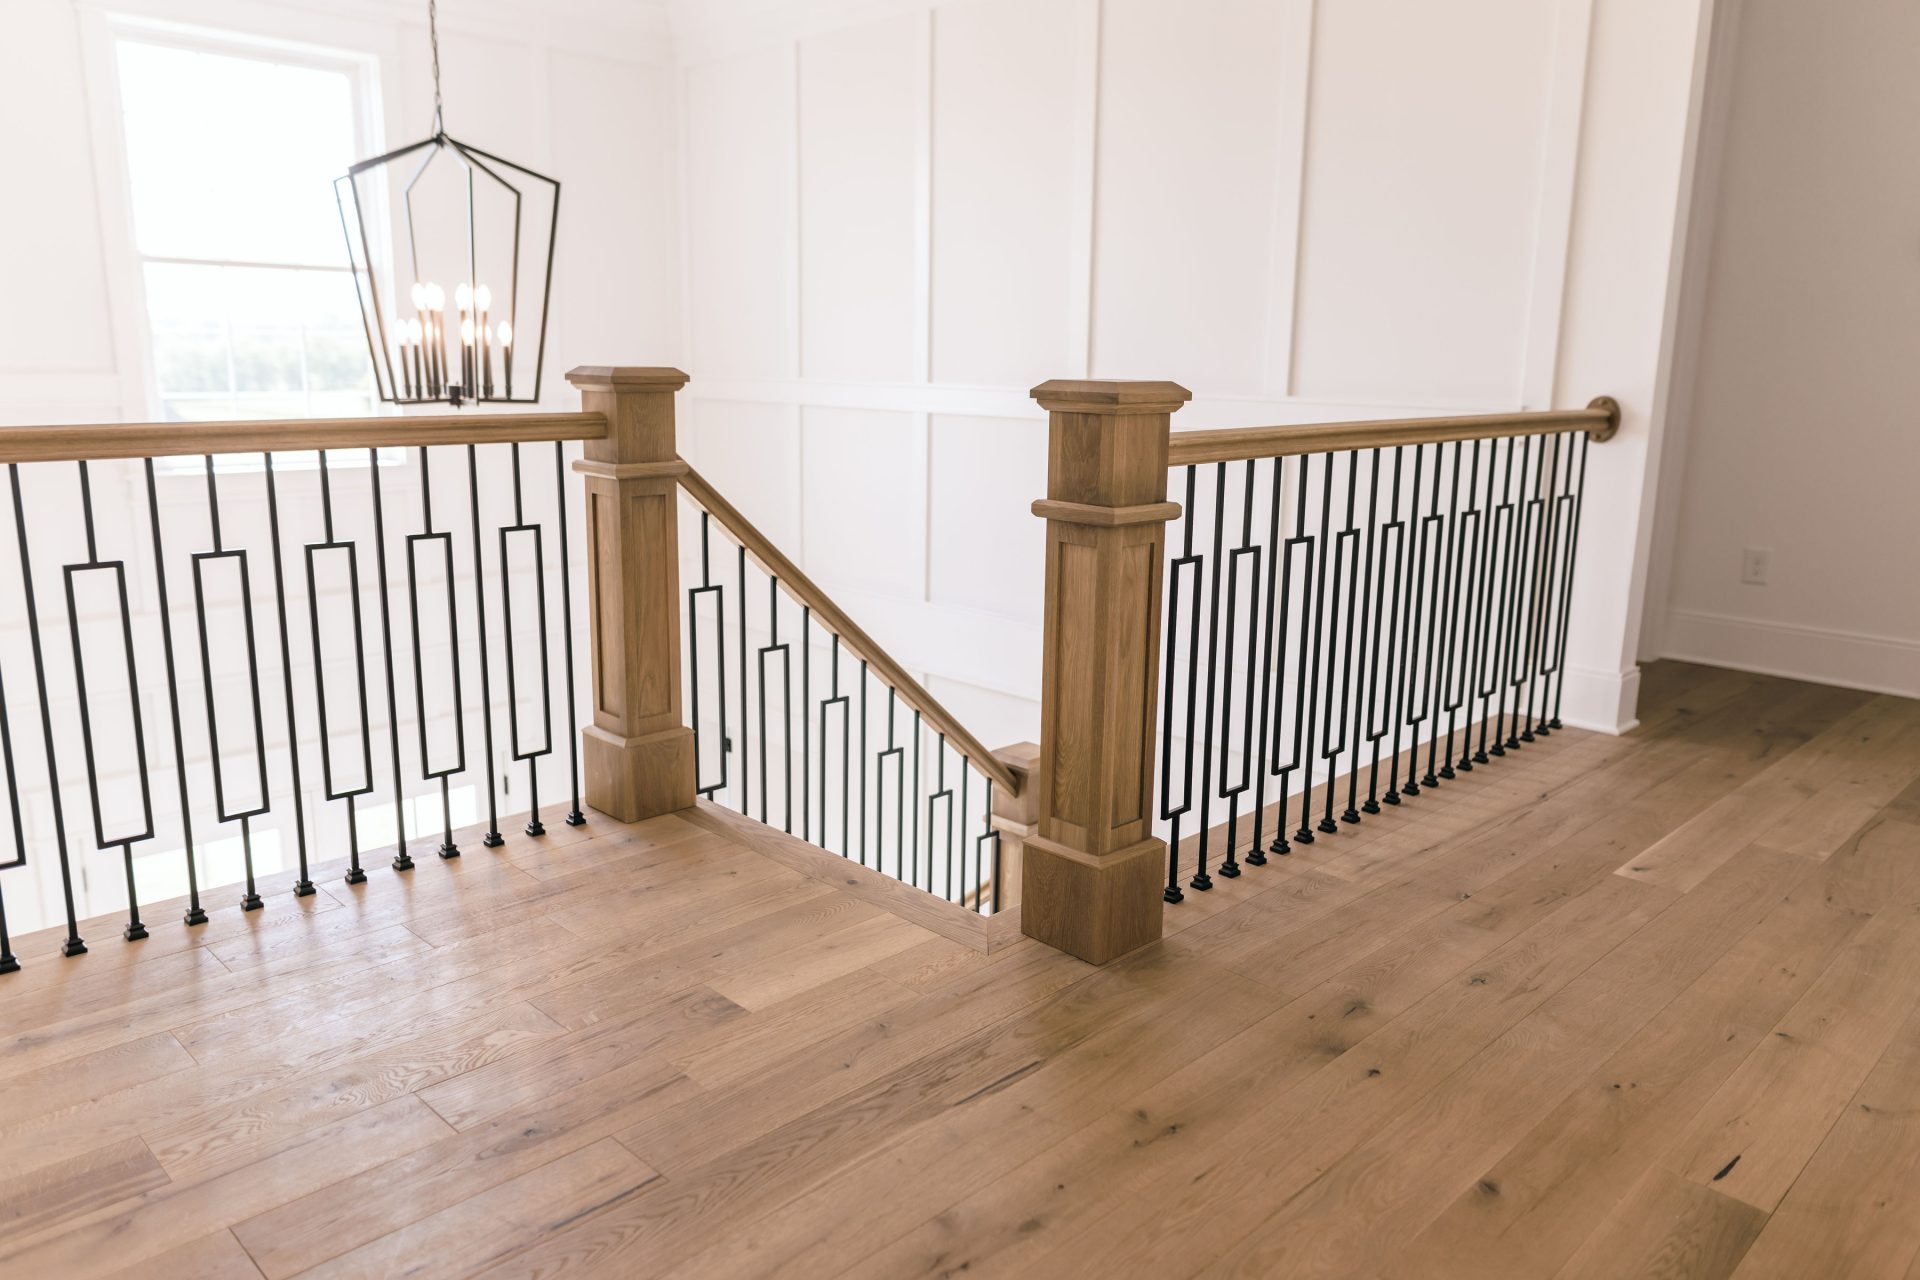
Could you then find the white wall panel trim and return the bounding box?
[1262,0,1315,398]
[1518,0,1596,409]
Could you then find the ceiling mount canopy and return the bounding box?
[335,0,560,407]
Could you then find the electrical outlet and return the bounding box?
[1741,547,1770,586]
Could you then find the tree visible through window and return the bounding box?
[114,36,375,420]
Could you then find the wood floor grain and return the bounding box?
[2,661,1917,1279]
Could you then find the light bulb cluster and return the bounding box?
[392,279,513,403]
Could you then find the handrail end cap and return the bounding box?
[1587,395,1621,442]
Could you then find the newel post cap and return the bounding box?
[566,366,691,391]
[1030,379,1192,415]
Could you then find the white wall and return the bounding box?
[670,0,1716,742]
[1646,0,1920,698]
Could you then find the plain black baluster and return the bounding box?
[465,445,503,848]
[858,660,869,867]
[1195,463,1228,879]
[554,442,586,827]
[801,605,811,843]
[143,460,207,924]
[737,545,750,817]
[369,447,414,871]
[66,462,157,940]
[261,454,315,897]
[911,709,923,892]
[13,465,86,955]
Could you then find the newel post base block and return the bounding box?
[1021,834,1166,965]
[583,724,696,824]
[1024,378,1190,966]
[568,364,697,824]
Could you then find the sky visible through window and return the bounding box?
[115,38,374,420]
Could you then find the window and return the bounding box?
[112,34,377,421]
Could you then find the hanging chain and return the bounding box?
[428,0,444,132]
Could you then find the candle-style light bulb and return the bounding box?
[460,318,475,344]
[455,282,472,312]
[497,321,512,348]
[473,284,491,312]
[425,282,445,311]
[409,281,426,309]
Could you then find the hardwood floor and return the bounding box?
[3,661,1919,1278]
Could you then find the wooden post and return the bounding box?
[987,742,1040,909]
[567,366,697,822]
[1023,379,1189,964]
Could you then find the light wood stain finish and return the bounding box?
[0,663,1916,1279]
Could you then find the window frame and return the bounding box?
[84,10,392,426]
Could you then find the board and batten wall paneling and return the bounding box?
[1291,0,1560,404]
[1090,0,1289,395]
[800,406,926,600]
[929,0,1080,387]
[675,0,1715,737]
[797,16,920,382]
[687,45,799,379]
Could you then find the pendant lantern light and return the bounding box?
[335,0,559,406]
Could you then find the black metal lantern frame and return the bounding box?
[335,3,559,408]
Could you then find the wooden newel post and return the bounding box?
[1024,379,1190,964]
[567,366,697,822]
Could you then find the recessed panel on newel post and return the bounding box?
[1025,379,1189,964]
[568,366,697,823]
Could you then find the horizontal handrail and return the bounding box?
[1165,397,1619,468]
[0,411,608,464]
[678,462,1022,797]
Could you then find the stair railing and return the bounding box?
[1018,379,1619,963]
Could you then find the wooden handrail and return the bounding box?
[0,411,608,464]
[1165,397,1619,468]
[678,462,1022,797]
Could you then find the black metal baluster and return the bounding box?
[878,687,903,881]
[1321,452,1361,832]
[817,634,849,858]
[689,512,729,801]
[737,544,750,816]
[1160,466,1201,898]
[960,760,972,905]
[1195,463,1228,878]
[194,456,271,911]
[554,442,585,827]
[1478,438,1519,763]
[1493,435,1532,755]
[66,462,157,940]
[801,605,811,843]
[0,556,28,968]
[1442,441,1484,776]
[261,454,315,897]
[1422,443,1464,788]
[1365,447,1407,812]
[466,445,503,847]
[408,447,465,858]
[8,464,83,954]
[303,451,377,885]
[1525,434,1568,739]
[911,709,923,892]
[859,660,869,867]
[928,732,952,901]
[1248,456,1285,864]
[988,775,1003,914]
[1400,445,1436,798]
[1506,437,1545,751]
[757,576,793,833]
[1430,442,1471,784]
[1547,433,1593,731]
[1295,453,1334,845]
[499,445,555,835]
[144,459,207,925]
[1216,461,1262,875]
[1271,455,1317,853]
[1345,450,1382,822]
[370,447,415,871]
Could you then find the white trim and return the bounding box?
[1663,609,1920,701]
[1554,662,1641,736]
[1262,0,1314,398]
[910,8,933,385]
[1516,0,1594,409]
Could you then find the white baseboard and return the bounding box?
[1662,608,1920,700]
[1555,662,1642,736]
